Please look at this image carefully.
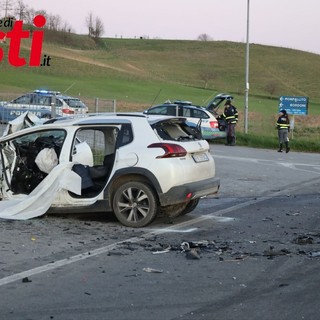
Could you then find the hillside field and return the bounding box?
[0,33,320,151]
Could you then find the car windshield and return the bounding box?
[0,129,66,195]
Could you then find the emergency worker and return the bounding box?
[276,109,290,153]
[221,99,238,146]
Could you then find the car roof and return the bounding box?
[43,112,187,126]
[33,90,82,100]
[0,113,187,140]
[149,103,206,110]
[146,103,213,117]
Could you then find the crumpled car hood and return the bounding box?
[2,111,45,136]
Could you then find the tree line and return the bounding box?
[0,0,104,39]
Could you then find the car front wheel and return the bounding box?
[112,181,158,228]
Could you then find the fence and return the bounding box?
[81,97,117,113]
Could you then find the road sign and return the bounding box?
[278,96,308,115]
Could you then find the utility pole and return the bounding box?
[244,0,250,134]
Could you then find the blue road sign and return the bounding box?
[278,96,308,115]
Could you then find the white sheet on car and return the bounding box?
[0,162,81,220]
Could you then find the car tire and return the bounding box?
[112,181,158,228]
[179,198,200,216]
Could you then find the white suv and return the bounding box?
[0,113,220,227]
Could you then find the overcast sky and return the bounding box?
[19,0,320,55]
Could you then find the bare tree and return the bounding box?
[94,16,104,38]
[86,12,94,37]
[1,0,15,17]
[86,12,104,39]
[47,14,61,30]
[197,33,212,41]
[15,0,27,20]
[22,7,36,24]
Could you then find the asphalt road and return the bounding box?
[0,144,320,320]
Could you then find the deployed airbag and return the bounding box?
[35,148,58,174]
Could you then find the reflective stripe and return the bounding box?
[277,122,290,129]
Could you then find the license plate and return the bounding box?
[192,153,209,163]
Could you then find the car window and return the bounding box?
[12,94,32,104]
[12,130,66,146]
[116,123,133,147]
[192,109,209,119]
[62,98,86,108]
[32,94,63,107]
[148,106,169,115]
[35,95,51,105]
[73,127,119,166]
[55,98,63,107]
[182,107,191,117]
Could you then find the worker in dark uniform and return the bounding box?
[221,99,238,146]
[276,109,290,153]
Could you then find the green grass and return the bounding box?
[1,33,320,151]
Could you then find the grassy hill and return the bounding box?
[1,31,320,151]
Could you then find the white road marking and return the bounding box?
[0,176,319,287]
[147,227,199,233]
[214,154,320,175]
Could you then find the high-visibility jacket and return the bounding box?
[222,105,238,124]
[277,116,290,130]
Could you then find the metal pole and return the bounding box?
[51,94,56,118]
[244,0,250,134]
[95,97,99,113]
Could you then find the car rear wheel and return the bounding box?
[112,181,158,228]
[179,198,200,216]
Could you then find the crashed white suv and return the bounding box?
[0,112,219,227]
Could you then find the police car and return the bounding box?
[0,90,88,123]
[143,100,226,140]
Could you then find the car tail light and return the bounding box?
[62,108,75,114]
[148,143,187,158]
[209,121,218,129]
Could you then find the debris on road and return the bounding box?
[186,248,201,260]
[152,247,171,254]
[293,235,314,245]
[143,267,163,273]
[263,246,291,258]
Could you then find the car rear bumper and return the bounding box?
[159,177,220,206]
